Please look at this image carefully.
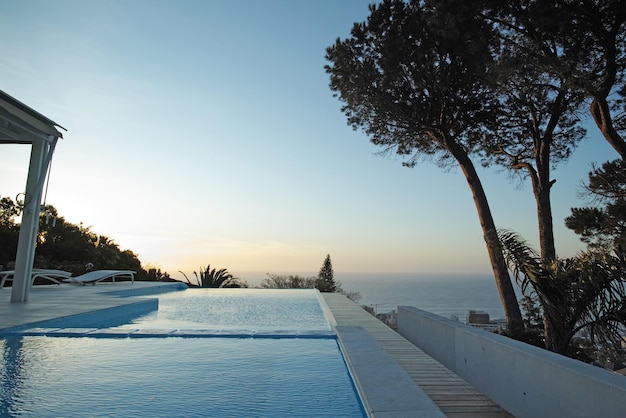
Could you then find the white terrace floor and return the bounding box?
[0,282,514,418]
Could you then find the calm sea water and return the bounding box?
[336,273,523,321]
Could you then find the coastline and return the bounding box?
[337,273,518,321]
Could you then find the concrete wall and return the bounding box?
[398,306,626,418]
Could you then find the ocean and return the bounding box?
[335,272,523,321]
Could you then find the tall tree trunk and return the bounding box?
[535,185,555,261]
[543,314,560,353]
[447,140,525,334]
[513,163,556,267]
[590,97,626,160]
[542,309,572,355]
[533,156,558,349]
[521,133,557,263]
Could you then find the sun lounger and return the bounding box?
[63,270,136,285]
[0,269,73,289]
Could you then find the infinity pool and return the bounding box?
[0,288,366,417]
[117,288,333,333]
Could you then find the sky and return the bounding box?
[0,0,620,284]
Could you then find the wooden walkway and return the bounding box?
[322,293,514,418]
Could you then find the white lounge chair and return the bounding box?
[63,270,136,285]
[0,269,73,289]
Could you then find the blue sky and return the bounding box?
[0,1,619,283]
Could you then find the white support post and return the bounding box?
[11,135,57,302]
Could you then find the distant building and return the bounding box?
[467,310,490,325]
[362,305,375,316]
[466,310,506,332]
[362,305,397,329]
[376,310,397,330]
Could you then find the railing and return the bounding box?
[397,306,626,418]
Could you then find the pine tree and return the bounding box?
[316,254,336,292]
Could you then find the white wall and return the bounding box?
[398,306,626,418]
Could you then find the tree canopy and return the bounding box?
[565,159,626,255]
[326,0,524,333]
[326,0,625,348]
[326,0,498,165]
[480,5,588,262]
[486,0,626,158]
[0,195,167,282]
[0,197,20,268]
[260,274,317,289]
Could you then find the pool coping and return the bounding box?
[316,290,446,417]
[334,325,446,418]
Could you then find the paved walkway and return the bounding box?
[322,293,514,418]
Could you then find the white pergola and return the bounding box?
[0,90,65,302]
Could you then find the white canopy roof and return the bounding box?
[0,89,66,302]
[0,89,65,144]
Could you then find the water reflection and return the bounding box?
[0,336,365,417]
[0,336,25,417]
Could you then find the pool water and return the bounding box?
[1,336,363,417]
[117,288,333,333]
[0,288,366,417]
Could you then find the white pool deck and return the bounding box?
[0,282,513,417]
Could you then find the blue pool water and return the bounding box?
[117,288,333,333]
[0,288,366,417]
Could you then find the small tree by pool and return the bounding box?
[316,254,336,293]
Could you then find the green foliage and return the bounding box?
[0,196,20,268]
[142,264,171,281]
[184,264,244,288]
[325,0,498,167]
[0,195,157,280]
[259,269,361,302]
[498,229,626,358]
[338,288,362,303]
[326,0,525,333]
[0,225,18,269]
[481,1,588,259]
[0,196,20,227]
[260,274,317,289]
[326,0,625,338]
[510,295,545,348]
[316,254,336,292]
[486,0,626,158]
[519,294,543,330]
[37,216,99,266]
[565,159,626,254]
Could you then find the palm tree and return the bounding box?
[498,229,626,357]
[189,264,240,288]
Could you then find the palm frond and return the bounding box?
[178,270,193,286]
[194,264,235,288]
[496,229,543,293]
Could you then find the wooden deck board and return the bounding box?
[322,293,515,418]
